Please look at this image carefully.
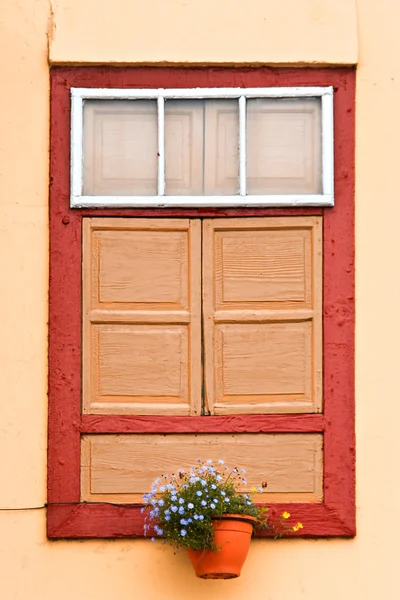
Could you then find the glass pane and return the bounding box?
[83,100,158,196]
[246,98,322,195]
[165,99,239,196]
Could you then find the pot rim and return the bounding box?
[212,513,257,525]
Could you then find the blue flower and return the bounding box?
[199,515,204,521]
[246,501,252,505]
[171,495,178,502]
[210,503,216,509]
[180,529,187,537]
[207,459,213,464]
[154,525,163,535]
[180,518,188,525]
[224,497,230,503]
[213,498,218,503]
[220,491,226,496]
[218,460,224,465]
[196,491,202,497]
[187,518,193,523]
[158,499,164,506]
[171,505,178,513]
[201,479,207,486]
[178,506,185,515]
[151,537,156,542]
[257,487,263,493]
[201,500,207,507]
[188,503,194,509]
[194,514,199,520]
[178,498,185,504]
[216,475,223,482]
[211,484,217,490]
[165,515,171,521]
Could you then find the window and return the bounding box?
[71,87,334,207]
[48,67,355,539]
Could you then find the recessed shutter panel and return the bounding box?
[82,218,202,415]
[202,217,323,415]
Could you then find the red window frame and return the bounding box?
[48,67,355,538]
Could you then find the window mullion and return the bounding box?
[157,96,165,196]
[239,95,247,196]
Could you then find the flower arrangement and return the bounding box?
[142,459,303,551]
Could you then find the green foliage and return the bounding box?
[142,460,300,551]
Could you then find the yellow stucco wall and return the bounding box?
[1,0,399,598]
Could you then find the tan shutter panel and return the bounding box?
[82,218,201,415]
[203,217,322,415]
[81,433,323,503]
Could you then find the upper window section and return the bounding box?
[71,87,333,208]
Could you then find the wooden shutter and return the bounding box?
[82,218,202,415]
[202,217,322,415]
[81,433,323,503]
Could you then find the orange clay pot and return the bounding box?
[187,514,257,579]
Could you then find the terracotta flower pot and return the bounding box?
[187,514,256,579]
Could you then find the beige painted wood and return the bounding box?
[164,99,239,195]
[203,100,239,195]
[202,217,322,415]
[246,98,322,194]
[82,218,202,415]
[83,100,158,195]
[81,433,323,503]
[165,100,204,195]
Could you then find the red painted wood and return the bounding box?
[81,414,325,434]
[48,66,356,538]
[322,72,356,533]
[47,502,353,539]
[48,75,82,503]
[76,207,323,218]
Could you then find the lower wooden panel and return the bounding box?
[81,433,323,503]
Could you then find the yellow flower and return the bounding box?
[282,511,290,519]
[250,487,258,494]
[292,522,303,532]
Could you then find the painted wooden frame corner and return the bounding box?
[70,85,334,209]
[48,66,355,539]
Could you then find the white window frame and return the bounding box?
[70,86,334,208]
